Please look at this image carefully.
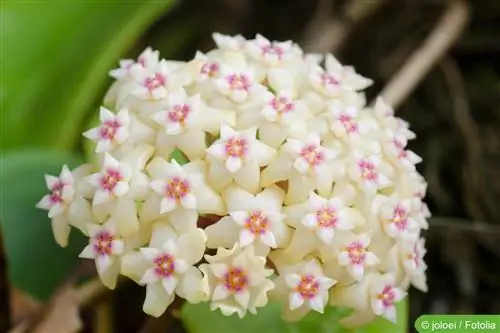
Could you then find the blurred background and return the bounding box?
[1,0,500,332]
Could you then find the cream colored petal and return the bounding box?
[99,259,121,290]
[168,209,198,234]
[190,174,226,215]
[113,197,140,237]
[177,228,207,265]
[177,130,208,160]
[207,161,233,193]
[143,282,175,317]
[222,185,255,211]
[285,172,315,205]
[234,161,260,194]
[283,229,316,261]
[67,197,94,235]
[121,251,149,284]
[177,266,207,303]
[149,222,177,248]
[260,155,292,187]
[139,192,163,223]
[204,216,240,249]
[51,215,70,247]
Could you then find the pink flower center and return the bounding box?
[93,231,115,257]
[315,206,337,228]
[321,73,340,87]
[144,73,167,92]
[100,120,121,140]
[300,144,325,166]
[100,169,123,192]
[346,242,366,265]
[262,45,284,59]
[168,104,190,123]
[296,275,319,299]
[270,96,294,115]
[201,62,219,77]
[224,137,248,158]
[391,205,408,231]
[244,211,269,235]
[224,267,248,293]
[358,160,378,181]
[50,181,65,203]
[377,286,396,308]
[227,73,251,91]
[153,254,176,277]
[339,114,359,134]
[165,177,190,201]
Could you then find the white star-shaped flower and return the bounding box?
[142,157,224,233]
[86,153,132,206]
[199,243,275,318]
[79,219,124,289]
[246,34,294,67]
[204,185,289,256]
[348,153,391,193]
[131,224,207,317]
[309,54,372,97]
[379,197,419,239]
[368,273,407,323]
[109,47,160,79]
[83,107,130,153]
[268,252,336,321]
[336,233,380,281]
[37,164,96,247]
[212,33,246,52]
[206,124,275,193]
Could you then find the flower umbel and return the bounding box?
[36,32,429,328]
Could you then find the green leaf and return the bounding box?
[0,0,176,150]
[0,149,87,300]
[182,300,407,333]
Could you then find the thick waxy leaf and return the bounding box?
[182,300,407,333]
[0,0,176,150]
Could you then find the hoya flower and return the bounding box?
[36,164,95,247]
[204,185,290,256]
[212,32,246,52]
[390,236,428,292]
[129,59,184,101]
[122,223,207,317]
[382,133,422,172]
[86,149,152,237]
[79,219,124,289]
[269,256,336,321]
[246,34,299,68]
[83,107,130,153]
[141,157,224,232]
[379,196,419,240]
[309,54,372,98]
[206,124,275,193]
[283,192,361,255]
[200,244,275,318]
[262,133,338,203]
[332,233,380,282]
[330,273,406,328]
[86,153,132,206]
[109,47,160,79]
[238,88,310,148]
[347,153,391,194]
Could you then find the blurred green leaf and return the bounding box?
[182,300,407,333]
[0,149,87,300]
[1,0,176,150]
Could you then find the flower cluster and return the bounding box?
[36,33,429,328]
